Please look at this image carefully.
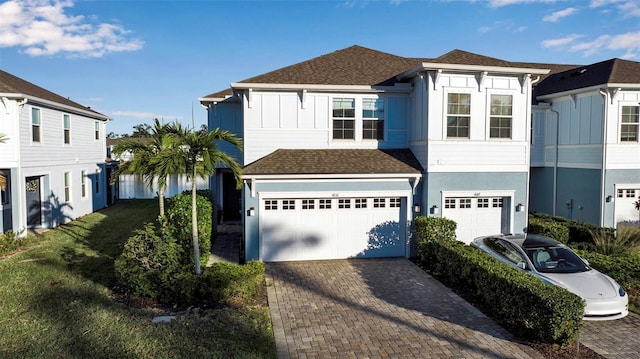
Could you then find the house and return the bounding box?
[0,70,114,234]
[530,58,640,228]
[200,45,551,262]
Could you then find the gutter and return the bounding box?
[545,107,560,216]
[228,82,413,94]
[537,83,638,101]
[0,93,110,121]
[599,88,609,227]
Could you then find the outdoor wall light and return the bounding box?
[516,203,525,212]
[414,204,421,213]
[247,207,255,216]
[606,195,613,203]
[431,205,439,214]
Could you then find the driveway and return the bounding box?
[266,258,542,359]
[581,312,640,358]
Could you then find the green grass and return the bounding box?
[0,200,276,359]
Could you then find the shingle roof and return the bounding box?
[0,69,107,119]
[535,58,640,97]
[243,149,423,176]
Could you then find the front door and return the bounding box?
[25,176,42,227]
[222,172,241,222]
[1,169,12,232]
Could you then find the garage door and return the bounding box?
[615,188,640,225]
[442,197,504,244]
[260,197,405,261]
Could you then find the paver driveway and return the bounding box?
[266,258,542,359]
[581,312,640,358]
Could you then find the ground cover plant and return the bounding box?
[0,199,275,359]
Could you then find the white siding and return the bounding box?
[428,141,529,172]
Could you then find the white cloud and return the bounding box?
[111,111,183,120]
[590,0,640,17]
[543,7,578,22]
[0,0,143,57]
[541,34,583,48]
[488,0,556,8]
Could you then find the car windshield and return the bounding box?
[525,246,590,273]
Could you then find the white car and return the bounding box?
[471,233,629,321]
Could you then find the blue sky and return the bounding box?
[1,0,639,136]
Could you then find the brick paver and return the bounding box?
[266,259,543,359]
[581,312,640,358]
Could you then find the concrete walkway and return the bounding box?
[266,259,543,359]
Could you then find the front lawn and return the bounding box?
[0,200,276,359]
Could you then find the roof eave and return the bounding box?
[1,93,110,121]
[397,62,550,80]
[536,83,640,101]
[241,173,422,180]
[229,82,413,93]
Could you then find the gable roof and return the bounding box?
[535,58,640,97]
[243,148,423,176]
[0,69,109,120]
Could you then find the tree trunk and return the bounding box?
[192,168,201,275]
[158,188,165,218]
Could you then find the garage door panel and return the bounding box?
[615,188,639,226]
[261,197,404,261]
[443,197,504,244]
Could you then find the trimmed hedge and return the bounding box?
[418,238,584,345]
[527,216,570,243]
[529,212,613,244]
[575,249,640,294]
[199,261,265,307]
[166,192,213,262]
[414,216,456,242]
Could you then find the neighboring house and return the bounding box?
[0,70,114,234]
[200,45,550,262]
[106,137,210,199]
[530,58,640,228]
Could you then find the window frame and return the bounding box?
[620,105,639,143]
[31,107,41,143]
[63,114,71,144]
[362,98,385,140]
[446,93,471,139]
[332,98,356,140]
[94,121,100,140]
[64,171,71,203]
[489,94,513,139]
[81,170,87,198]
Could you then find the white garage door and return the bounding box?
[260,197,405,261]
[614,188,640,225]
[442,197,504,244]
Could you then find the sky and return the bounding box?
[1,0,639,136]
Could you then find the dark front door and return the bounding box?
[1,169,12,232]
[25,176,42,227]
[222,172,241,222]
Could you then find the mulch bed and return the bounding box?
[530,343,605,359]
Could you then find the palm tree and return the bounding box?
[635,199,640,222]
[166,126,242,275]
[112,119,178,218]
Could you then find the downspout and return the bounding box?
[546,107,560,216]
[599,89,609,227]
[525,75,541,229]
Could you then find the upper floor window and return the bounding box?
[32,108,41,143]
[94,121,100,140]
[362,98,384,140]
[332,98,355,140]
[447,93,470,138]
[63,114,71,144]
[489,95,512,139]
[621,106,639,142]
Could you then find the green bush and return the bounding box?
[576,249,640,292]
[199,261,265,307]
[414,216,457,265]
[0,230,37,257]
[166,192,213,264]
[527,216,570,243]
[182,189,214,203]
[418,239,583,345]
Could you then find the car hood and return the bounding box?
[540,270,619,300]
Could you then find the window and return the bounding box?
[64,172,70,202]
[319,199,332,209]
[265,200,278,210]
[444,198,456,209]
[618,189,625,198]
[477,198,489,208]
[389,198,401,208]
[63,114,71,144]
[32,108,41,142]
[459,198,472,208]
[355,198,367,208]
[282,200,295,210]
[492,198,503,208]
[373,198,386,208]
[447,93,470,138]
[95,170,100,193]
[94,121,100,140]
[338,199,351,209]
[621,106,639,142]
[81,171,86,198]
[490,95,512,138]
[332,98,355,140]
[0,171,9,205]
[302,199,315,210]
[362,98,384,140]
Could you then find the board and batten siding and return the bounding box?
[239,91,410,164]
[209,102,243,166]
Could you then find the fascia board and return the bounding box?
[398,63,549,80]
[2,93,110,121]
[242,173,422,181]
[229,82,413,93]
[537,83,640,101]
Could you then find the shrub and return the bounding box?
[589,225,640,255]
[166,192,213,264]
[0,230,35,257]
[418,238,584,345]
[414,216,457,265]
[182,189,214,203]
[527,216,570,243]
[199,261,265,307]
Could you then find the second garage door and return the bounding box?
[442,197,506,244]
[260,197,405,261]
